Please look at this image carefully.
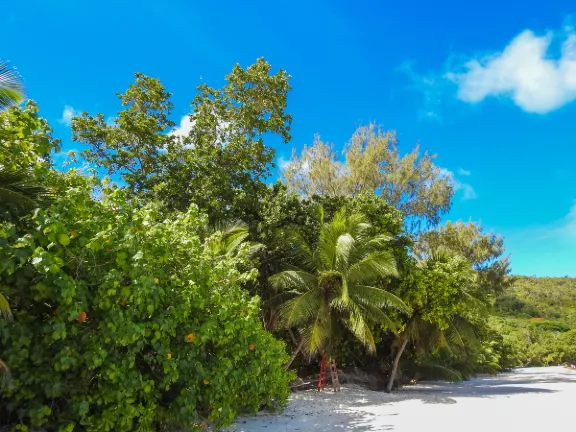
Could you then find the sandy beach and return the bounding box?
[228,367,576,431]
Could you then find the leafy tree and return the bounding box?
[416,220,512,297]
[0,101,59,385]
[0,61,24,110]
[270,208,406,379]
[73,73,175,194]
[0,101,60,173]
[385,250,481,392]
[283,124,453,229]
[0,173,292,431]
[74,58,292,223]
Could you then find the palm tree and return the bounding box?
[0,60,24,110]
[204,220,263,258]
[0,167,54,216]
[385,250,481,392]
[270,208,406,389]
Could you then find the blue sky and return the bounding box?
[3,0,575,276]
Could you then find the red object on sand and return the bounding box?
[318,359,327,391]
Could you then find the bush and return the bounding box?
[0,174,291,431]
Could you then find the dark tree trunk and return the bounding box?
[386,337,409,393]
[285,337,305,370]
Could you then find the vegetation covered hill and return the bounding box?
[494,276,576,366]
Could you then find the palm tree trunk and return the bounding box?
[285,337,305,370]
[386,337,409,393]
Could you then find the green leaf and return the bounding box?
[58,233,70,246]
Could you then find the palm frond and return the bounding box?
[0,291,12,320]
[276,287,323,328]
[418,362,463,382]
[358,302,398,332]
[350,284,407,312]
[348,250,398,285]
[0,168,53,215]
[355,233,393,254]
[284,226,316,271]
[334,233,355,272]
[269,270,317,292]
[211,220,249,255]
[0,60,25,109]
[265,289,302,308]
[300,302,331,356]
[344,302,376,354]
[445,315,479,347]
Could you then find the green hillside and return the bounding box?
[494,277,576,366]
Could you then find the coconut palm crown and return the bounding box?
[270,207,407,359]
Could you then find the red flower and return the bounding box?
[77,311,87,323]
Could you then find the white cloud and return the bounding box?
[170,114,195,137]
[447,26,576,113]
[439,168,477,201]
[59,105,81,126]
[458,168,471,176]
[169,113,231,150]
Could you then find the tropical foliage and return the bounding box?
[493,277,576,366]
[0,55,569,431]
[270,208,405,360]
[0,60,24,110]
[0,174,291,431]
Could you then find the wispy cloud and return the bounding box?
[512,202,576,245]
[402,22,576,116]
[398,62,453,120]
[440,168,477,200]
[277,156,291,171]
[458,168,471,176]
[59,105,81,126]
[556,203,576,238]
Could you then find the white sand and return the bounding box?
[228,367,576,431]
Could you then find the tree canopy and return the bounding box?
[0,56,549,431]
[283,124,454,230]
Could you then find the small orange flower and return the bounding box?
[167,353,172,360]
[154,278,159,284]
[77,311,87,323]
[249,344,255,351]
[203,379,209,385]
[186,333,196,343]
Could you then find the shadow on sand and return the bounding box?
[228,368,576,432]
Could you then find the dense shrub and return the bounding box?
[0,174,291,431]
